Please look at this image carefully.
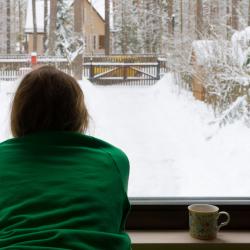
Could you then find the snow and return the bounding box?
[192,40,229,66]
[25,0,46,33]
[1,74,250,197]
[232,27,250,66]
[90,0,104,19]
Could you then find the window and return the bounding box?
[93,35,96,50]
[99,35,105,49]
[0,0,250,230]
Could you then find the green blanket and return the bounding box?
[0,131,131,249]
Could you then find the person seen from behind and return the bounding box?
[0,66,131,250]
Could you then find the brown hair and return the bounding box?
[11,65,89,137]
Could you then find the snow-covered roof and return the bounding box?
[25,0,46,33]
[192,40,230,66]
[89,0,104,20]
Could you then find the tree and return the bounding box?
[44,0,48,52]
[180,0,183,38]
[48,0,57,55]
[168,0,174,35]
[32,0,38,52]
[105,0,110,55]
[73,0,84,80]
[232,0,240,31]
[6,0,11,54]
[248,0,250,26]
[18,0,22,53]
[196,0,203,39]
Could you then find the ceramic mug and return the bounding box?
[188,204,230,240]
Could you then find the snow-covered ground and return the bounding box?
[1,74,250,197]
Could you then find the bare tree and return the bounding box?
[48,0,57,55]
[6,0,11,53]
[168,0,173,35]
[180,0,183,37]
[44,0,48,52]
[209,0,219,36]
[105,0,110,55]
[196,0,203,39]
[232,0,240,31]
[18,0,23,53]
[73,0,84,80]
[248,0,250,26]
[226,0,232,39]
[32,0,38,52]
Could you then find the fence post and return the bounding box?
[157,59,161,80]
[31,52,37,68]
[90,57,93,80]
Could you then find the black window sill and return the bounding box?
[126,198,250,230]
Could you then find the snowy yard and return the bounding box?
[1,74,250,197]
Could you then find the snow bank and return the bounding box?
[1,75,250,197]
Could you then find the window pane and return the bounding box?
[0,0,250,198]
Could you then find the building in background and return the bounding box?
[25,0,45,55]
[84,0,105,55]
[25,0,105,55]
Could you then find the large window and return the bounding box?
[1,1,250,224]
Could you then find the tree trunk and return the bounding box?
[248,0,250,26]
[73,0,84,80]
[188,0,193,37]
[232,0,239,31]
[6,0,11,54]
[168,0,173,35]
[159,0,163,54]
[121,0,127,54]
[209,0,219,36]
[179,0,183,44]
[32,0,38,52]
[196,0,203,39]
[227,0,231,39]
[44,0,48,53]
[48,0,57,55]
[105,0,110,55]
[18,0,23,53]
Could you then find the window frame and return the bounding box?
[126,197,250,230]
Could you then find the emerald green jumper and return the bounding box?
[0,131,131,250]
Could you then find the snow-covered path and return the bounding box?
[1,74,250,197]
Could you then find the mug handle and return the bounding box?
[217,211,230,231]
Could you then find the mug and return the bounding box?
[188,204,230,240]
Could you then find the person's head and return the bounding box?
[11,65,89,137]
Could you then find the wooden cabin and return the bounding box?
[25,0,105,55]
[84,0,105,55]
[25,0,45,55]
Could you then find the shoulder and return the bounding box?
[89,136,129,163]
[88,135,130,192]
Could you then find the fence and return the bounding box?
[84,62,161,85]
[0,55,168,85]
[83,55,168,85]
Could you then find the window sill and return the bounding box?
[128,231,250,250]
